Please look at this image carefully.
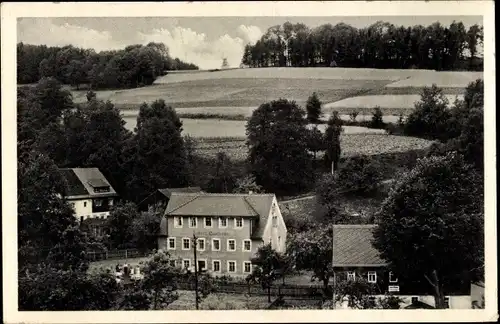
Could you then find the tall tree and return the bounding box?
[324,112,343,172]
[306,92,322,124]
[140,250,181,310]
[17,150,89,271]
[106,202,138,249]
[287,226,333,299]
[206,151,237,193]
[130,100,188,202]
[246,99,314,195]
[404,84,452,141]
[372,152,484,309]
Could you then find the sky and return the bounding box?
[17,16,483,70]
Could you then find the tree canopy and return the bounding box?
[241,21,483,71]
[372,152,484,308]
[246,99,315,195]
[17,42,199,87]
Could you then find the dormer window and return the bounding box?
[88,179,110,193]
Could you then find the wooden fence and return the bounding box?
[175,280,325,299]
[87,249,151,262]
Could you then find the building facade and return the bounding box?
[333,225,472,309]
[158,193,287,277]
[59,168,119,236]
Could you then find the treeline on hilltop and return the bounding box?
[17,42,199,88]
[241,21,483,71]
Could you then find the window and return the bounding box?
[243,240,251,252]
[212,260,221,272]
[278,236,281,246]
[80,216,84,223]
[95,199,103,207]
[389,271,398,283]
[444,297,450,309]
[182,238,191,250]
[235,217,243,228]
[411,297,419,304]
[212,238,221,251]
[272,215,278,227]
[84,201,87,207]
[175,217,183,228]
[197,238,205,251]
[219,217,227,228]
[183,259,191,270]
[205,217,212,228]
[367,271,377,283]
[109,199,113,206]
[243,261,252,273]
[347,271,356,281]
[189,217,197,228]
[168,238,176,250]
[227,239,236,251]
[228,261,236,273]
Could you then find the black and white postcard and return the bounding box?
[1,1,497,323]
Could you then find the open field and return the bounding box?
[323,94,463,111]
[69,68,481,110]
[193,134,435,161]
[121,116,394,136]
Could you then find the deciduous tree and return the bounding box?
[247,99,314,195]
[372,152,484,309]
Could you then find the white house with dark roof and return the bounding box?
[59,168,118,235]
[158,192,287,276]
[333,224,473,309]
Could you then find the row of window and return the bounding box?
[174,216,244,229]
[70,199,113,209]
[176,259,253,273]
[346,271,398,284]
[169,237,252,252]
[79,213,109,222]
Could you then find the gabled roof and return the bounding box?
[59,168,118,198]
[165,193,274,217]
[157,187,202,199]
[164,193,276,239]
[333,225,387,267]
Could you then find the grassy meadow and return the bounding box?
[65,67,477,159]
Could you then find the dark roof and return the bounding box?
[60,168,88,196]
[164,193,276,239]
[157,187,202,199]
[332,225,386,267]
[59,168,118,198]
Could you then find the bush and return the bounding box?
[370,107,385,129]
[337,156,382,196]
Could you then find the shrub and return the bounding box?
[337,156,382,196]
[370,106,385,129]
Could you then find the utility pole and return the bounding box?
[192,231,199,310]
[332,222,336,309]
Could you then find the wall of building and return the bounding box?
[161,215,263,276]
[69,197,115,221]
[266,197,287,253]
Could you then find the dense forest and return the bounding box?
[17,42,199,88]
[241,21,483,71]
